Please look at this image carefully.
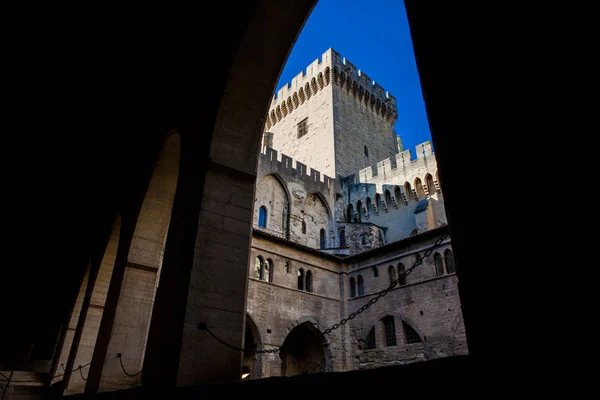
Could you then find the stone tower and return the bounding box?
[263,48,399,179]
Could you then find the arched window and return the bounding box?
[382,316,396,347]
[403,321,422,344]
[375,193,381,210]
[350,277,356,297]
[372,266,378,278]
[301,220,306,234]
[415,178,426,199]
[357,275,364,296]
[346,204,354,222]
[394,186,402,205]
[284,262,290,273]
[385,190,392,208]
[365,327,376,350]
[434,252,444,276]
[445,249,456,273]
[425,173,436,195]
[356,200,363,222]
[339,229,346,247]
[305,270,313,292]
[254,256,262,279]
[297,268,305,290]
[388,265,397,284]
[258,206,267,228]
[264,258,273,282]
[397,263,406,285]
[404,182,413,203]
[320,228,326,249]
[366,197,372,214]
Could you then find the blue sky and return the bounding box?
[276,0,431,158]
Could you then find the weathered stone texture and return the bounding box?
[266,50,335,178]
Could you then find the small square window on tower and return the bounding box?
[297,117,308,138]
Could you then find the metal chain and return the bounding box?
[203,325,280,354]
[118,356,143,377]
[0,362,92,384]
[200,232,448,353]
[78,366,87,381]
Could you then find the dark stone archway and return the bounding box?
[280,321,330,377]
[242,314,263,380]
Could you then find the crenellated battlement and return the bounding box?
[330,49,398,122]
[354,141,437,184]
[271,49,334,103]
[257,146,333,194]
[265,48,397,130]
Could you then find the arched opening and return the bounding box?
[375,193,381,211]
[297,268,305,291]
[402,321,423,344]
[414,178,426,199]
[242,314,262,380]
[350,277,356,298]
[255,174,290,237]
[280,322,328,377]
[372,266,379,278]
[404,182,413,203]
[434,252,444,276]
[356,200,363,222]
[366,197,372,214]
[54,215,122,394]
[425,173,436,195]
[346,204,354,222]
[101,132,180,390]
[382,316,397,347]
[264,258,273,283]
[254,256,263,280]
[388,265,397,284]
[394,186,402,206]
[302,192,331,249]
[397,263,406,285]
[339,229,346,247]
[383,191,392,209]
[357,275,365,296]
[258,206,267,228]
[305,270,313,292]
[445,249,456,274]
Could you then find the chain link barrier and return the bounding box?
[0,362,92,384]
[200,232,449,353]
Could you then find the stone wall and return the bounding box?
[264,49,335,177]
[330,49,399,178]
[246,234,343,377]
[343,230,467,370]
[245,226,466,377]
